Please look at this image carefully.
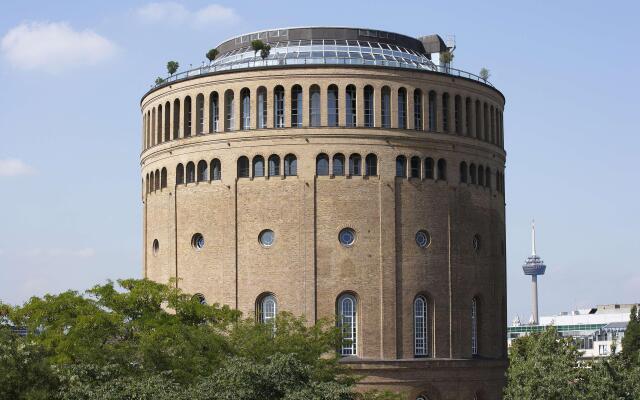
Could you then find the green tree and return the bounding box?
[206,48,219,62]
[622,305,640,362]
[167,61,179,75]
[440,50,454,64]
[251,39,265,55]
[260,45,271,60]
[479,68,491,81]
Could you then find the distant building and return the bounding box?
[508,303,638,358]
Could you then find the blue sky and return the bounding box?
[1,0,638,322]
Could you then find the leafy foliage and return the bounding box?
[251,39,265,54]
[439,50,454,64]
[206,48,219,62]
[155,76,164,85]
[166,61,179,75]
[622,305,640,362]
[479,67,491,81]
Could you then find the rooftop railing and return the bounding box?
[150,57,493,90]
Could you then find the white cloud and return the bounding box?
[136,2,239,28]
[0,158,35,177]
[1,22,117,73]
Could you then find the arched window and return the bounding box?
[337,293,357,356]
[209,92,219,132]
[333,153,345,176]
[381,86,391,128]
[442,93,450,132]
[478,166,485,186]
[151,108,156,146]
[424,158,434,180]
[157,104,163,143]
[268,155,280,176]
[470,164,477,184]
[475,100,482,140]
[465,97,472,136]
[490,105,495,143]
[460,162,468,183]
[253,155,265,177]
[184,96,192,137]
[173,99,180,139]
[414,296,428,357]
[414,89,423,130]
[224,90,234,131]
[164,101,170,141]
[390,156,404,179]
[428,91,437,131]
[258,294,277,324]
[483,103,489,142]
[349,154,362,176]
[186,162,195,183]
[437,159,447,181]
[257,87,267,129]
[485,167,491,189]
[237,156,249,178]
[284,154,297,176]
[154,170,160,191]
[365,154,377,176]
[145,173,149,194]
[291,85,303,127]
[149,172,155,192]
[196,94,204,135]
[345,85,357,127]
[274,86,285,128]
[364,85,374,127]
[454,95,461,134]
[327,85,339,127]
[241,88,251,130]
[161,167,167,188]
[176,163,184,184]
[309,85,321,127]
[472,297,479,356]
[197,160,208,182]
[398,87,407,129]
[210,159,221,181]
[408,156,420,178]
[316,153,329,176]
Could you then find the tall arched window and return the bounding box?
[257,87,267,129]
[465,97,472,136]
[460,162,468,183]
[176,163,184,184]
[424,158,434,180]
[414,296,428,357]
[274,86,285,128]
[196,94,204,135]
[437,159,447,181]
[291,85,303,127]
[184,96,192,137]
[365,154,377,176]
[309,85,321,127]
[471,297,479,356]
[490,105,495,143]
[428,91,437,131]
[345,85,357,127]
[224,90,234,131]
[496,170,501,192]
[237,156,249,178]
[381,86,391,128]
[268,155,280,176]
[349,154,362,176]
[410,156,420,178]
[327,85,339,127]
[337,293,357,356]
[164,101,170,141]
[253,155,265,177]
[258,294,277,325]
[210,159,221,181]
[197,160,208,182]
[241,88,251,130]
[209,92,219,132]
[398,87,407,129]
[364,85,374,127]
[155,170,160,191]
[151,108,156,146]
[485,167,491,189]
[173,99,180,139]
[186,162,195,183]
[478,165,485,186]
[149,171,155,192]
[475,100,482,140]
[442,93,450,132]
[157,105,163,143]
[145,173,149,194]
[396,156,407,177]
[414,89,423,130]
[316,153,329,176]
[470,164,477,184]
[333,153,345,176]
[483,103,489,142]
[160,167,167,188]
[284,154,297,176]
[454,95,461,134]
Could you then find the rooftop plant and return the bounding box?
[206,48,219,62]
[479,67,491,81]
[167,60,179,76]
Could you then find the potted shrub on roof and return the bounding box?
[479,67,491,82]
[440,50,454,72]
[206,48,219,63]
[251,40,265,56]
[167,61,179,76]
[260,44,271,60]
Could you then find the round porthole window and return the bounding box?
[259,229,275,247]
[191,233,205,250]
[415,230,431,248]
[473,234,481,252]
[339,228,356,247]
[152,239,159,255]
